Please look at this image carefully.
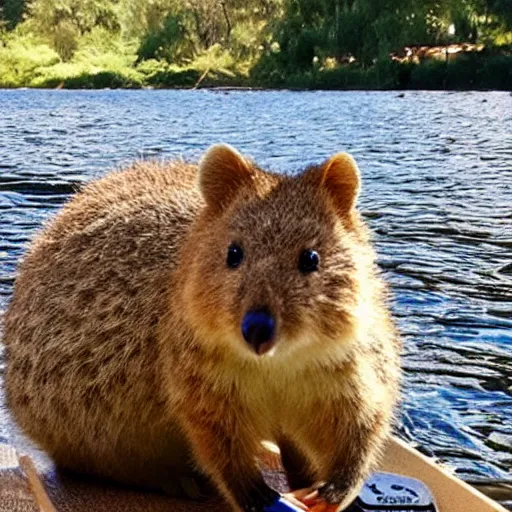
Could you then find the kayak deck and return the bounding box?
[380,437,508,512]
[0,437,509,511]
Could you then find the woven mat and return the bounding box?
[0,425,287,512]
[0,441,291,512]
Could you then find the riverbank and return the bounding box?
[2,0,512,91]
[1,40,511,91]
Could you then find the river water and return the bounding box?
[0,89,511,481]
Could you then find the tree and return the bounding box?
[0,0,26,28]
[25,0,120,60]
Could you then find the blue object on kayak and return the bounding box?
[264,496,305,512]
[265,472,438,512]
[347,472,438,511]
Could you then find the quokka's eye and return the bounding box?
[227,243,244,269]
[299,249,320,273]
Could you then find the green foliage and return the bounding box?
[137,14,194,64]
[51,20,78,61]
[135,59,200,87]
[57,70,141,89]
[26,0,120,35]
[1,0,26,28]
[0,0,511,89]
[289,29,318,70]
[191,43,234,72]
[478,53,512,89]
[23,0,121,59]
[0,31,59,86]
[408,60,447,88]
[249,50,287,85]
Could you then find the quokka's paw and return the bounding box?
[309,502,340,512]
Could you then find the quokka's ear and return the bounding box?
[314,152,361,217]
[199,144,255,212]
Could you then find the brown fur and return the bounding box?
[3,145,401,511]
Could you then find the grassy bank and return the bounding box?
[2,57,511,91]
[0,31,242,89]
[254,50,512,91]
[1,32,510,90]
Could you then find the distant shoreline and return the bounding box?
[2,56,510,91]
[1,85,510,92]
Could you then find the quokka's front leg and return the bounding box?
[178,409,279,512]
[302,404,389,512]
[278,435,317,491]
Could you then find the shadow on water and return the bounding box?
[0,89,511,480]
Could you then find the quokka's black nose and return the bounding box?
[241,309,275,355]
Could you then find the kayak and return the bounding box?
[378,437,508,512]
[263,436,509,512]
[0,437,508,512]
